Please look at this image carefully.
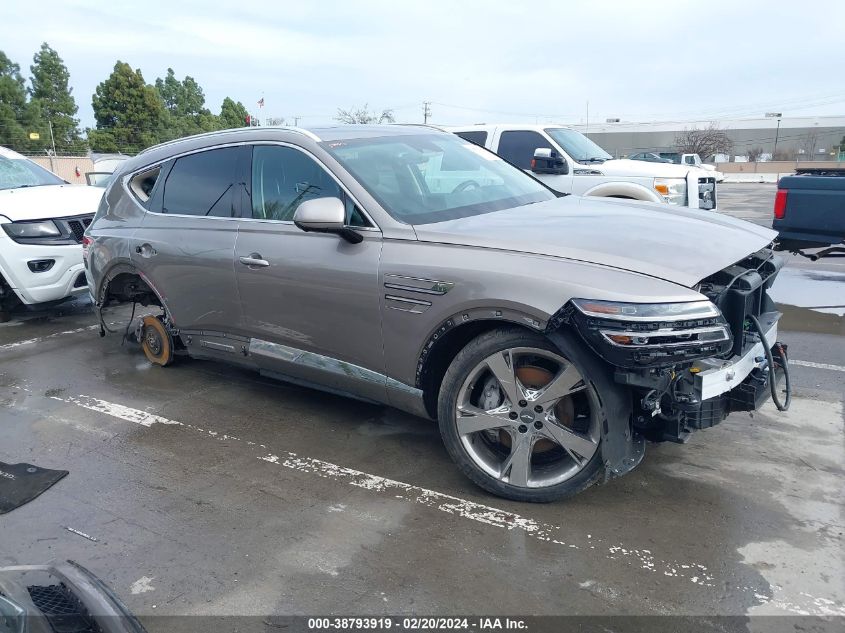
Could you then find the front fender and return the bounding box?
[583,180,663,203]
[545,326,644,479]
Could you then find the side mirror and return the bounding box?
[531,148,568,175]
[293,197,363,244]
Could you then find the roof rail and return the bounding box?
[138,125,321,155]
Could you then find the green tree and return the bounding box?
[90,61,165,153]
[219,97,250,129]
[0,51,48,153]
[0,51,29,150]
[154,68,220,140]
[29,43,83,154]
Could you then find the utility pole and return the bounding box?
[294,116,301,126]
[48,120,57,156]
[423,101,432,124]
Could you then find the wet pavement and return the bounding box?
[0,185,842,629]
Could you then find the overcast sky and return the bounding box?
[1,0,843,129]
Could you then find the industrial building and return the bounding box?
[576,115,845,161]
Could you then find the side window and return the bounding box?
[685,155,695,165]
[161,147,239,217]
[129,166,161,204]
[497,131,553,169]
[455,131,488,147]
[251,145,369,227]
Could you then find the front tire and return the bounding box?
[437,327,609,502]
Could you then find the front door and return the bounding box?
[131,145,247,333]
[234,144,385,400]
[495,129,575,195]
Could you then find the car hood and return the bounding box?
[0,184,104,222]
[413,196,777,288]
[598,158,709,179]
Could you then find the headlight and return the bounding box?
[569,299,732,367]
[2,219,61,239]
[653,177,687,206]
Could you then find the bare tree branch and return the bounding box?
[673,124,733,161]
[746,147,764,163]
[335,103,395,124]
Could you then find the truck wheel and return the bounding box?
[437,327,606,502]
[0,310,10,324]
[140,315,174,366]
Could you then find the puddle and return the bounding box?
[768,268,845,316]
[777,303,845,336]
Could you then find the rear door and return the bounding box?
[131,145,247,333]
[234,143,385,400]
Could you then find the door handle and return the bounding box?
[239,253,270,268]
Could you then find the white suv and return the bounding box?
[0,147,104,320]
[446,124,718,210]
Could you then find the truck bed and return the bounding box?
[773,173,845,250]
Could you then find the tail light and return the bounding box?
[774,189,787,219]
[81,235,92,259]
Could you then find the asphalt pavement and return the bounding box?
[0,185,842,630]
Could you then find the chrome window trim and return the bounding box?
[121,140,249,220]
[121,138,379,230]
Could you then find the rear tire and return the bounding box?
[437,327,609,502]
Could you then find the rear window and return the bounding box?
[454,131,488,147]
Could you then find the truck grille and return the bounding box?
[698,177,717,210]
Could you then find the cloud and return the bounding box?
[1,0,843,128]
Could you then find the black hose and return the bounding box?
[748,314,791,411]
[120,302,137,347]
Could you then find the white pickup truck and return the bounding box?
[446,124,718,210]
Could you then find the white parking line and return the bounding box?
[47,391,845,616]
[790,359,845,373]
[0,325,99,352]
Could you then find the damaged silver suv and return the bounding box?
[85,125,788,502]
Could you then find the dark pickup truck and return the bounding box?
[773,169,845,259]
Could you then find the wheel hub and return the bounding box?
[145,328,162,355]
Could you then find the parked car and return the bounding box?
[654,152,724,182]
[773,170,845,259]
[446,124,718,210]
[0,146,104,321]
[628,152,674,164]
[87,125,786,502]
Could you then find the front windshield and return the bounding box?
[544,128,612,163]
[0,155,65,190]
[323,133,556,224]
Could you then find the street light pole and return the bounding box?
[766,112,782,158]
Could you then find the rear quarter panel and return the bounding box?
[85,176,146,301]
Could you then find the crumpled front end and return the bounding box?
[557,248,787,475]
